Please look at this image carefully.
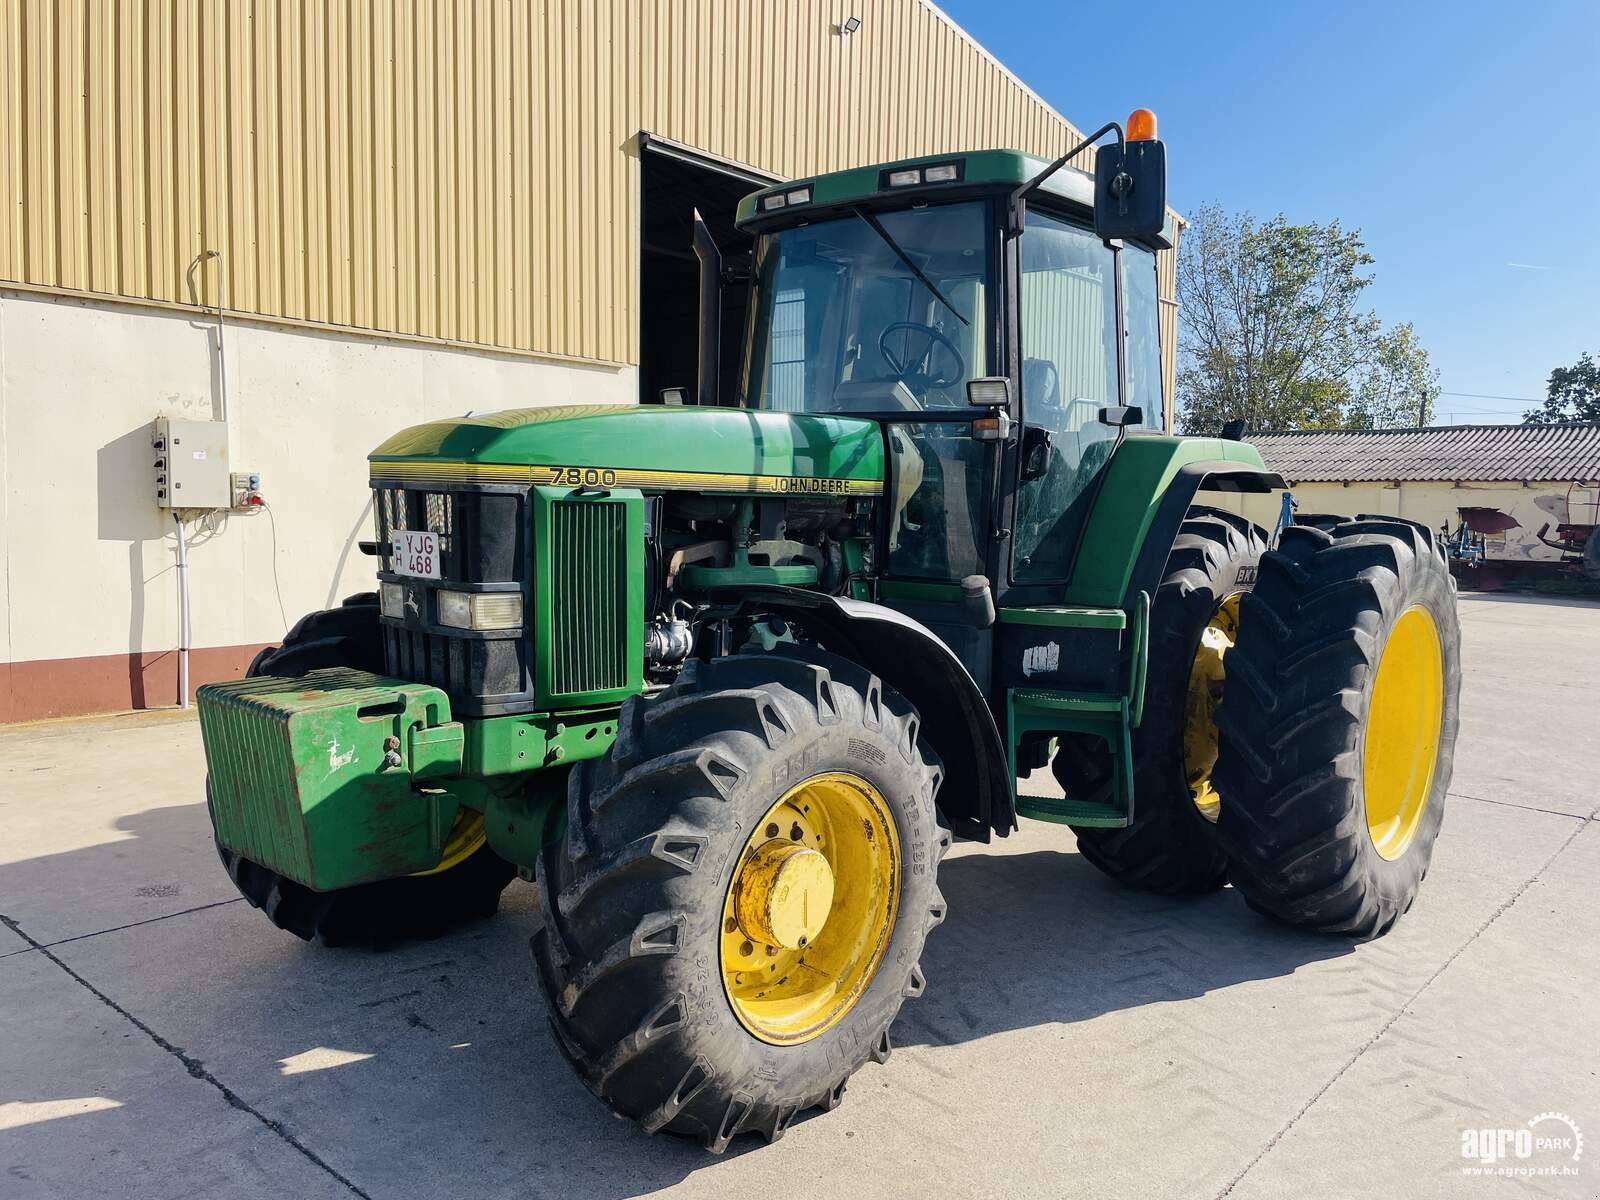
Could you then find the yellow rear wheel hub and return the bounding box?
[720,771,899,1046]
[1363,605,1444,860]
[1184,593,1241,822]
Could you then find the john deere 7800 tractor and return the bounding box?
[198,111,1461,1150]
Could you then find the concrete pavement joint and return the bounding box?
[1212,814,1592,1199]
[0,909,373,1200]
[0,897,245,960]
[1450,791,1593,821]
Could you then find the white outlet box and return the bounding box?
[230,470,263,509]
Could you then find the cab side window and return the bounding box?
[1011,209,1118,583]
[1122,244,1166,429]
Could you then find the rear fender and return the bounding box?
[1062,435,1284,609]
[1118,461,1285,609]
[712,585,1015,841]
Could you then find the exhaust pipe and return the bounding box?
[692,208,722,407]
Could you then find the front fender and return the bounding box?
[711,585,1015,841]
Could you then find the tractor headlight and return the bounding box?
[437,590,523,631]
[379,582,405,618]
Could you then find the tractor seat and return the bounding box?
[1022,357,1060,410]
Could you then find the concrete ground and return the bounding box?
[2,592,1595,1199]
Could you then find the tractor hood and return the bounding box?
[368,404,885,495]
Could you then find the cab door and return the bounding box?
[1009,207,1121,586]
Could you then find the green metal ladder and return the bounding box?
[1004,592,1150,829]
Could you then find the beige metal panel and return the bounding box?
[1157,225,1180,429]
[1,0,1174,381]
[0,0,18,281]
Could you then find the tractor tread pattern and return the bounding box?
[531,647,946,1152]
[1212,516,1461,937]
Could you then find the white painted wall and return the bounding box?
[0,289,634,672]
[1219,479,1586,564]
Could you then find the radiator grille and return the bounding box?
[548,499,629,697]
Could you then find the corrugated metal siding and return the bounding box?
[1248,423,1600,483]
[1022,269,1114,408]
[1156,229,1180,424]
[0,0,1175,396]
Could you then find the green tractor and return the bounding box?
[198,111,1461,1150]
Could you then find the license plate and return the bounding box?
[391,529,441,579]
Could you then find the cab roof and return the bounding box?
[734,148,1175,248]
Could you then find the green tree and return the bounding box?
[1351,323,1440,429]
[1523,353,1600,423]
[1176,205,1438,433]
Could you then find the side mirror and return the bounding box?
[1099,405,1144,427]
[1094,137,1166,242]
[1020,426,1053,481]
[659,387,688,406]
[966,377,1011,407]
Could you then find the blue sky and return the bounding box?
[939,0,1600,424]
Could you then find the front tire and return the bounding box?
[532,648,948,1151]
[211,597,517,946]
[1213,517,1461,937]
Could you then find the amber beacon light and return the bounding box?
[1126,108,1158,142]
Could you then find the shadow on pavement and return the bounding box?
[895,847,1352,1050]
[1,802,1352,1195]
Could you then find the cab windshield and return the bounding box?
[740,201,992,413]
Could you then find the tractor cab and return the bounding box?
[728,122,1174,701]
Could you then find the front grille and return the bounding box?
[372,481,640,714]
[548,498,630,697]
[373,486,525,584]
[373,485,531,715]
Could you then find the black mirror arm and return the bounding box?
[1007,121,1124,229]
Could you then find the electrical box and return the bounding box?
[230,471,264,509]
[153,417,231,509]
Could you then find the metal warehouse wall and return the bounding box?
[0,0,1177,402]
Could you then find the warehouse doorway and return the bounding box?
[638,134,777,407]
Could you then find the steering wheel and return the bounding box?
[878,321,966,391]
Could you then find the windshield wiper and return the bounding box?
[851,207,969,327]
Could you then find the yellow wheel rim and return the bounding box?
[409,809,487,877]
[1184,593,1241,823]
[720,771,900,1046]
[1363,606,1444,860]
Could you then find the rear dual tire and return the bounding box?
[1214,517,1461,937]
